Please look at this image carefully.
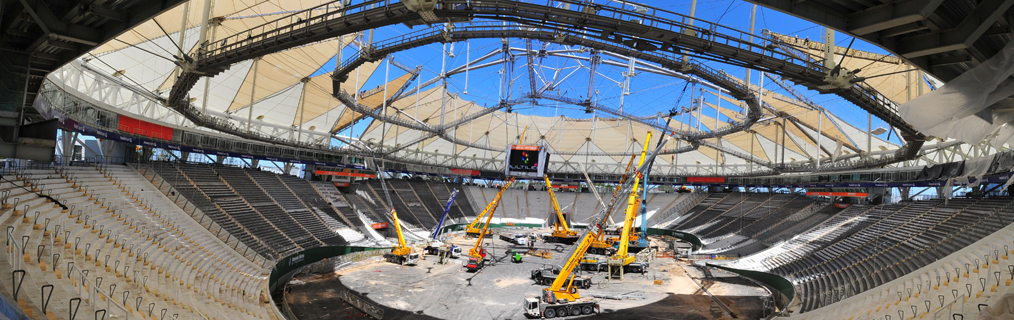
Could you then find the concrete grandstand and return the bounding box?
[0,0,1013,319]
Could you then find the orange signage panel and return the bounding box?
[371,222,388,229]
[315,170,376,178]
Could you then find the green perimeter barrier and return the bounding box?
[707,263,795,315]
[269,246,390,293]
[646,228,702,250]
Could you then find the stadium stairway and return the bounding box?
[0,164,274,320]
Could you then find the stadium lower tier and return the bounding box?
[0,164,275,319]
[681,194,1014,318]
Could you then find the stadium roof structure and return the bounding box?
[37,0,1008,176]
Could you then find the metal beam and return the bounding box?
[896,0,1014,58]
[847,0,946,36]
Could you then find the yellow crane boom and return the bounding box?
[611,132,651,266]
[466,180,515,237]
[544,175,576,235]
[593,154,636,242]
[469,178,515,258]
[540,131,669,305]
[391,209,411,256]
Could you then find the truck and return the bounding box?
[578,259,606,272]
[532,271,592,289]
[530,265,560,281]
[465,255,486,272]
[499,233,529,246]
[425,244,460,258]
[523,295,599,318]
[383,252,420,265]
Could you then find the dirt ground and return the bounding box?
[285,233,770,320]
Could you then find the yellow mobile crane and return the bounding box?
[524,130,671,318]
[543,175,579,245]
[607,132,652,276]
[382,209,420,265]
[466,178,515,272]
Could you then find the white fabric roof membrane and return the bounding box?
[899,40,1014,146]
[66,1,911,168]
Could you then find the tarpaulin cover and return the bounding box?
[916,164,945,181]
[964,155,996,177]
[899,40,1014,144]
[939,161,965,179]
[989,152,1014,174]
[958,155,994,186]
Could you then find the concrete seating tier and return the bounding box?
[752,197,1014,313]
[783,200,1014,320]
[677,193,767,233]
[0,164,276,320]
[144,162,367,258]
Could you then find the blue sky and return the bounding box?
[321,0,911,148]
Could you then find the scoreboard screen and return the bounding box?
[504,145,550,177]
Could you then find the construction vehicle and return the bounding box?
[606,195,648,255]
[431,189,458,239]
[522,222,601,318]
[382,209,420,265]
[512,251,523,263]
[532,270,593,288]
[465,255,486,272]
[424,189,459,256]
[523,130,672,317]
[607,132,653,277]
[465,182,511,237]
[499,233,529,246]
[425,244,459,256]
[578,258,606,272]
[466,178,515,272]
[543,175,580,244]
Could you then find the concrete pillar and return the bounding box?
[303,164,316,180]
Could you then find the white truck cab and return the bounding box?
[405,253,420,265]
[514,234,529,246]
[523,297,541,317]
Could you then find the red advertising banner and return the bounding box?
[333,182,350,187]
[806,192,868,197]
[371,222,388,229]
[450,168,479,176]
[834,203,852,208]
[118,115,173,140]
[550,185,578,189]
[687,177,726,183]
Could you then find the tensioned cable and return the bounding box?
[111,39,176,62]
[152,18,186,57]
[125,29,179,58]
